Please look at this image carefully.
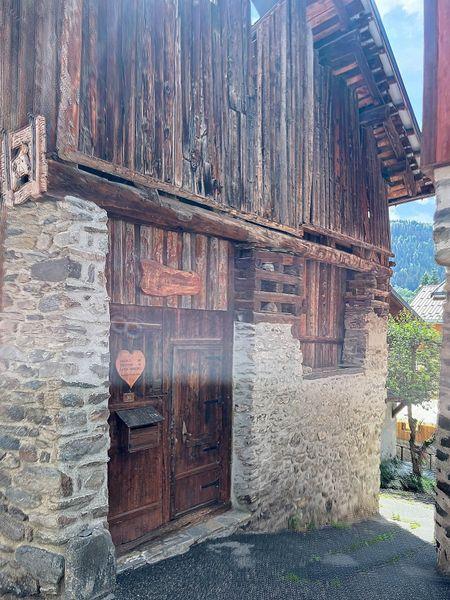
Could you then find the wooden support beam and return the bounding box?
[334,0,350,30]
[47,160,390,275]
[359,104,391,127]
[302,222,392,256]
[402,163,420,197]
[319,30,383,104]
[384,117,406,159]
[392,401,406,418]
[57,148,305,240]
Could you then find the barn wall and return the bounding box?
[0,196,114,598]
[0,0,63,151]
[0,0,391,251]
[232,309,387,530]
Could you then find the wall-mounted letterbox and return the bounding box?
[116,406,164,453]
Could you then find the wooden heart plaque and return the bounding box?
[115,350,146,389]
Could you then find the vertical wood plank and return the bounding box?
[123,222,136,304]
[207,236,219,310]
[193,235,208,310]
[217,240,229,311]
[57,0,83,154]
[181,232,192,309]
[166,230,180,308]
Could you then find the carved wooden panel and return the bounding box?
[0,115,47,207]
[140,260,201,297]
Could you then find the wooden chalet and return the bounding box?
[0,1,432,596]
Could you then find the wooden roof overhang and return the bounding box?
[305,0,434,206]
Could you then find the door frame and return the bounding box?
[109,306,233,552]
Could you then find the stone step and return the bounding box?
[116,509,251,574]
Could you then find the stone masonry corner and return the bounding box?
[0,196,115,598]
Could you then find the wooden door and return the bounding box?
[108,305,232,548]
[165,309,232,518]
[108,305,168,547]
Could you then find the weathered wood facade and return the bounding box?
[1,0,431,239]
[0,0,434,595]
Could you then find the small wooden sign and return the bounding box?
[140,259,201,297]
[115,350,146,389]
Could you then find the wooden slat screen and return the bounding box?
[298,261,348,369]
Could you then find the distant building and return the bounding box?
[411,282,446,332]
[389,288,421,320]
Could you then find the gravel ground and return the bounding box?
[116,493,449,600]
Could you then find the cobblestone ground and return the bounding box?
[116,493,449,600]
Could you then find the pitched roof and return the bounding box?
[389,288,421,320]
[306,0,434,205]
[410,282,446,324]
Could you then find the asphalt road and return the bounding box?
[116,493,449,600]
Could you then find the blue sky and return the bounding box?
[375,0,436,223]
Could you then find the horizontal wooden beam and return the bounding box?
[47,160,390,275]
[302,222,392,256]
[57,148,305,242]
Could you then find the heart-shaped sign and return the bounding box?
[115,350,146,389]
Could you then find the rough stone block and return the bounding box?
[5,486,42,510]
[0,434,20,451]
[30,257,82,282]
[15,545,64,585]
[0,514,25,541]
[59,434,108,462]
[0,565,39,597]
[64,528,115,600]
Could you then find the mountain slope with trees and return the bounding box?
[390,221,445,292]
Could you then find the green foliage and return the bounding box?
[399,473,436,494]
[420,269,440,287]
[394,286,416,304]
[391,221,445,291]
[387,311,441,407]
[380,458,402,489]
[287,513,302,531]
[380,459,436,495]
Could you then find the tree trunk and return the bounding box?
[407,404,422,477]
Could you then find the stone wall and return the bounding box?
[232,309,387,531]
[433,165,450,575]
[0,196,115,598]
[380,404,397,461]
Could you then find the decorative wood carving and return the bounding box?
[0,115,47,207]
[140,259,201,297]
[115,350,146,389]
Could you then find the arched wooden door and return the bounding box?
[106,219,232,551]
